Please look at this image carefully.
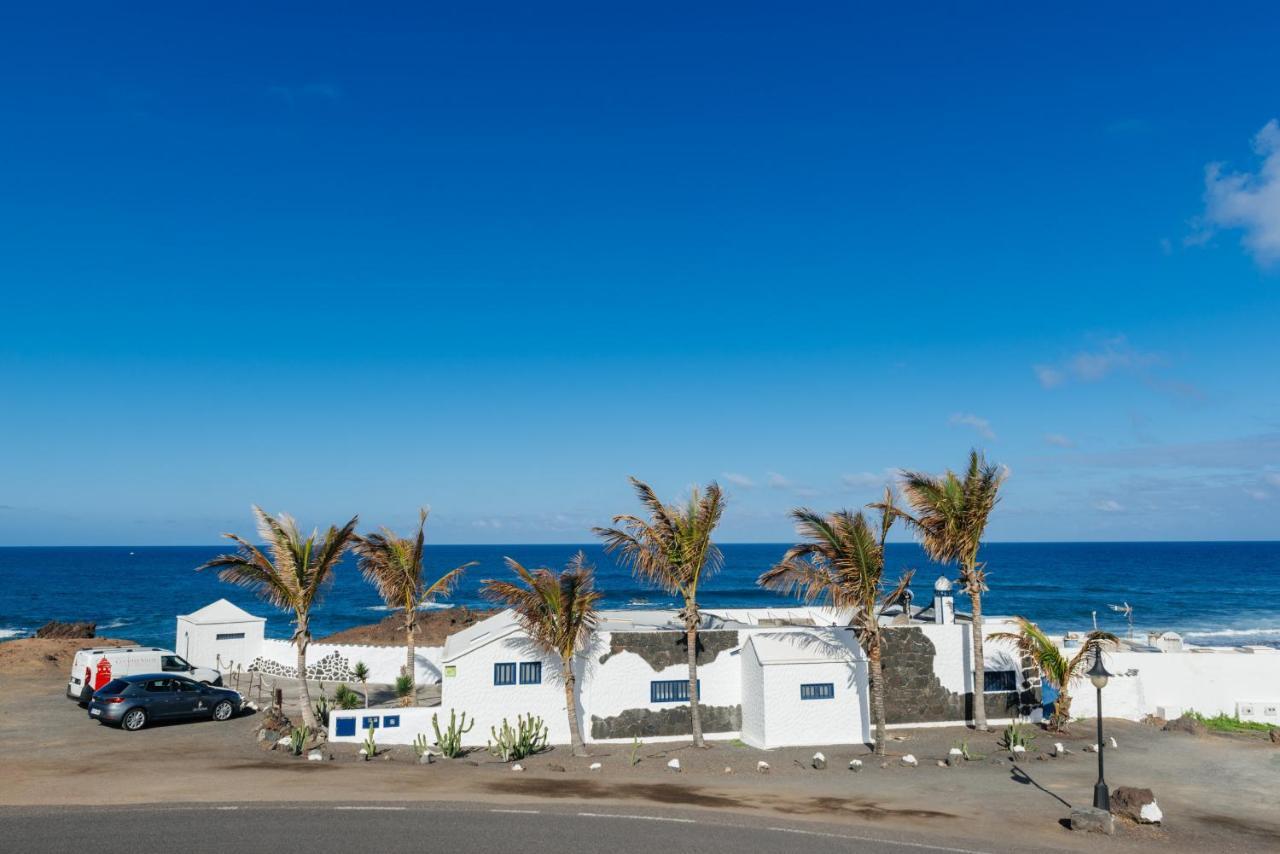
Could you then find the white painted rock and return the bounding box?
[667,758,681,772]
[307,750,324,762]
[1140,802,1163,824]
[756,760,770,773]
[812,751,826,769]
[948,747,964,757]
[1053,742,1066,756]
[723,766,732,774]
[936,760,948,768]
[848,759,862,772]
[277,737,292,746]
[1109,737,1118,749]
[589,762,602,772]
[358,748,368,756]
[901,754,918,767]
[1011,745,1027,755]
[511,763,524,772]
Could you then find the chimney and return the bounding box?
[933,576,955,625]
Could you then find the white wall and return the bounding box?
[253,638,444,685]
[327,707,437,745]
[739,642,766,748]
[1068,649,1280,721]
[751,659,868,749]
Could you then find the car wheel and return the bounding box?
[212,700,234,721]
[122,708,148,731]
[78,686,92,708]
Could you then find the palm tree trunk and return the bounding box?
[564,661,587,757]
[296,624,316,730]
[970,589,988,731]
[686,605,704,748]
[868,634,886,756]
[405,622,416,688]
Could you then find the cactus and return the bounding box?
[629,735,643,766]
[487,713,549,762]
[361,723,377,760]
[1000,720,1036,751]
[313,693,331,728]
[412,733,432,759]
[289,725,311,756]
[432,709,474,758]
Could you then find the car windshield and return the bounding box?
[160,655,191,671]
[96,679,130,695]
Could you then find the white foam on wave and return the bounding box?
[1181,627,1280,639]
[0,628,27,639]
[365,602,457,612]
[99,618,131,630]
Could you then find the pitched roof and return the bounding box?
[746,629,864,665]
[442,609,524,662]
[180,598,265,624]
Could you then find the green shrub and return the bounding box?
[395,674,414,707]
[333,684,361,710]
[1188,710,1278,733]
[487,714,549,762]
[1000,721,1036,751]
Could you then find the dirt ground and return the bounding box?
[318,607,498,646]
[2,662,1277,853]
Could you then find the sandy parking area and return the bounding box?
[2,654,1277,853]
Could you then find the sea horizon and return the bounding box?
[4,541,1278,651]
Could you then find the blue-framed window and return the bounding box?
[362,715,380,729]
[382,715,400,728]
[984,671,1018,693]
[651,679,699,703]
[800,683,835,700]
[335,716,356,737]
[494,662,517,686]
[519,662,542,685]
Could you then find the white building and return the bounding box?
[175,599,266,671]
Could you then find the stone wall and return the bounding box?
[598,630,739,670]
[589,703,742,739]
[880,626,1036,724]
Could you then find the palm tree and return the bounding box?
[990,618,1118,732]
[757,494,914,756]
[595,477,725,748]
[352,661,370,708]
[350,509,475,693]
[482,552,602,757]
[899,450,1006,730]
[198,506,358,730]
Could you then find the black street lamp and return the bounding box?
[1086,649,1114,812]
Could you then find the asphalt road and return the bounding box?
[0,802,1019,854]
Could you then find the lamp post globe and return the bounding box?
[1087,650,1114,811]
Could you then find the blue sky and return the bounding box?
[2,3,1278,545]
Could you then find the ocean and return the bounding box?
[2,542,1278,650]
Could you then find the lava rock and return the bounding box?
[1162,716,1206,736]
[548,763,566,772]
[1069,806,1115,835]
[1113,787,1163,824]
[35,620,96,639]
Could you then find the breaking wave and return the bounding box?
[1180,627,1280,639]
[365,602,456,612]
[0,627,26,639]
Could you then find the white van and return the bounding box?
[67,646,222,704]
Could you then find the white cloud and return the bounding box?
[1245,488,1269,501]
[949,413,996,440]
[1032,335,1193,398]
[1044,433,1076,448]
[1264,472,1280,487]
[841,470,895,489]
[1200,119,1280,266]
[1034,365,1066,388]
[721,472,756,489]
[1095,499,1123,513]
[767,472,793,490]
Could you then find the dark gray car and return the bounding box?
[87,673,244,731]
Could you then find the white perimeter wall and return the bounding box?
[1068,649,1280,721]
[739,642,766,747]
[256,638,444,685]
[748,657,869,749]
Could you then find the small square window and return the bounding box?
[335,717,356,737]
[362,716,379,729]
[800,683,835,700]
[494,662,517,686]
[519,662,542,684]
[382,715,400,728]
[984,671,1019,693]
